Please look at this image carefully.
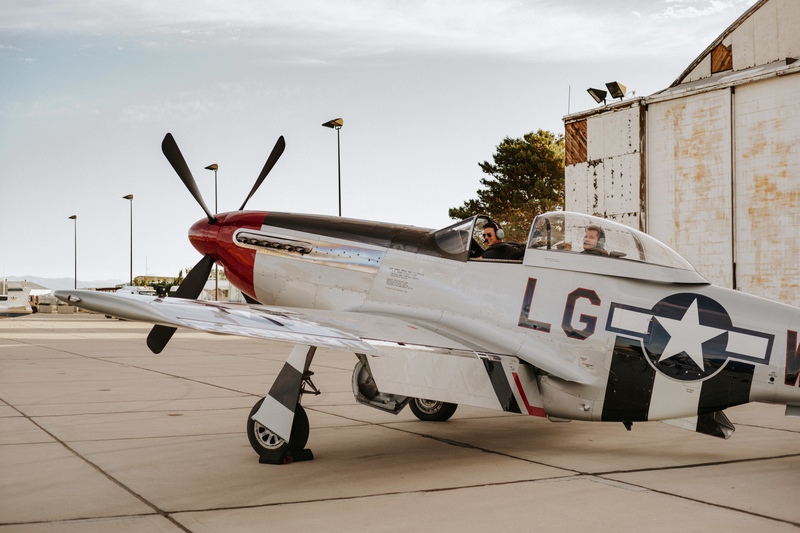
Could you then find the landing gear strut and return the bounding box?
[247,345,319,464]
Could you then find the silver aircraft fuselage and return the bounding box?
[188,210,800,425]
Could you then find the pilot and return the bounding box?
[481,222,523,260]
[582,225,607,255]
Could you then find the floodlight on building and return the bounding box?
[605,81,627,100]
[587,88,607,105]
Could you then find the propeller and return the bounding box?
[145,132,286,354]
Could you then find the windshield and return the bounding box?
[433,215,510,259]
[528,212,696,271]
[434,219,474,254]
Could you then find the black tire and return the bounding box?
[409,398,458,421]
[247,398,310,456]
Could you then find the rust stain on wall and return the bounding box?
[746,169,800,302]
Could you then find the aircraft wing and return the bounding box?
[54,290,593,383]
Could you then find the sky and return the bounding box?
[1,0,758,282]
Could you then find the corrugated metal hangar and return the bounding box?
[563,0,800,305]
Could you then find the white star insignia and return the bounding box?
[655,299,726,370]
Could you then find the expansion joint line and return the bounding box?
[384,423,800,528]
[380,423,583,474]
[1,399,193,533]
[603,477,800,528]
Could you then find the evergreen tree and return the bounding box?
[449,130,564,242]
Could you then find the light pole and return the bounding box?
[123,195,133,286]
[68,215,77,289]
[322,118,343,216]
[204,164,219,300]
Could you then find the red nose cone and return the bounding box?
[188,216,223,257]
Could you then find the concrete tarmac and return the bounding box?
[1,314,799,532]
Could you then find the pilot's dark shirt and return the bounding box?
[481,243,524,260]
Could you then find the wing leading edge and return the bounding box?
[54,290,593,384]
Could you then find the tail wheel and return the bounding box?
[247,398,309,457]
[409,398,457,421]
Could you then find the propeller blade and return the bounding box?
[146,254,215,354]
[238,136,286,211]
[146,325,177,354]
[162,133,217,224]
[174,254,215,299]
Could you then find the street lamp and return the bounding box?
[123,195,133,286]
[204,163,219,300]
[322,118,343,216]
[68,215,77,289]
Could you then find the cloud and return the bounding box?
[652,0,734,21]
[3,96,95,118]
[0,0,754,61]
[119,83,254,122]
[120,98,212,122]
[0,44,23,50]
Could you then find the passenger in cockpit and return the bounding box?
[582,225,608,256]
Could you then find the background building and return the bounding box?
[564,0,800,305]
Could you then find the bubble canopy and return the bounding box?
[526,212,706,283]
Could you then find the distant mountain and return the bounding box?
[4,276,126,292]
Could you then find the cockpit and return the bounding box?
[527,212,695,270]
[431,211,706,283]
[433,215,525,262]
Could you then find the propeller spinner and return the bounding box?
[146,133,285,354]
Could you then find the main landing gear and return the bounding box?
[247,398,310,457]
[247,345,318,464]
[409,398,458,421]
[352,358,459,422]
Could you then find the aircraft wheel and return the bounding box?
[409,398,457,421]
[247,398,309,456]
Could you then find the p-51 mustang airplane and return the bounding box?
[56,133,800,463]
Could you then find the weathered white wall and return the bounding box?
[565,105,642,229]
[734,74,800,304]
[684,54,711,83]
[732,0,800,71]
[647,89,734,287]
